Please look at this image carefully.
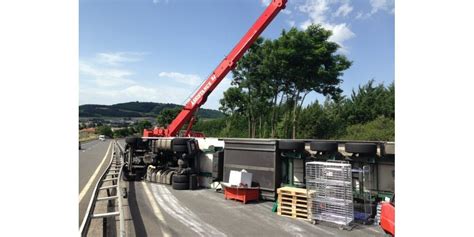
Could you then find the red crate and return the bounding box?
[224,186,259,204]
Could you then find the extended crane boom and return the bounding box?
[144,0,287,137]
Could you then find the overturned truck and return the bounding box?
[123,137,200,190]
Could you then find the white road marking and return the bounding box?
[141,182,171,237]
[151,184,226,237]
[79,141,112,202]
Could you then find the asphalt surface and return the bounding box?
[78,139,113,226]
[121,181,387,237]
[81,139,387,236]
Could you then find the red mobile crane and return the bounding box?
[143,0,288,138]
[124,0,288,182]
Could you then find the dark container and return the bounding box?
[212,150,224,181]
[222,139,281,201]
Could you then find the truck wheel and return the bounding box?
[173,174,189,183]
[189,174,198,190]
[172,182,189,190]
[279,140,305,152]
[125,136,139,145]
[123,172,135,181]
[173,144,188,153]
[310,141,338,152]
[345,143,377,154]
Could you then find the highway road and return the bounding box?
[80,139,386,236]
[78,139,114,226]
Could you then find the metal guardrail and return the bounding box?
[79,141,126,237]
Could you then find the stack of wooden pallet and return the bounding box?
[277,187,310,220]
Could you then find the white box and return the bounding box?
[228,170,253,187]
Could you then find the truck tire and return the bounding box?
[189,174,198,190]
[173,174,189,183]
[173,144,188,153]
[172,182,189,190]
[345,143,377,154]
[172,138,190,146]
[310,141,338,152]
[123,172,135,181]
[125,136,139,145]
[279,140,305,152]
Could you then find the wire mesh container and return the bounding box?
[306,161,354,226]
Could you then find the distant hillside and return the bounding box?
[79,102,224,119]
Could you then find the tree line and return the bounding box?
[95,24,394,141]
[193,25,394,141]
[193,80,394,141]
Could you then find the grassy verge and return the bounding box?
[79,132,98,142]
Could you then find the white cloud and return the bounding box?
[325,23,355,45]
[123,85,159,99]
[298,0,355,52]
[80,84,195,107]
[282,9,292,15]
[96,52,145,66]
[370,0,394,14]
[334,3,353,17]
[260,0,271,7]
[153,0,169,4]
[356,0,394,19]
[299,0,330,24]
[79,61,136,87]
[158,72,201,86]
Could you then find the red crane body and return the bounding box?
[143,0,287,138]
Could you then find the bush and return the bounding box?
[341,116,394,141]
[96,125,113,138]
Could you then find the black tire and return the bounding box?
[345,143,377,154]
[279,140,305,152]
[173,174,189,183]
[173,144,188,153]
[189,174,198,190]
[310,141,338,152]
[123,172,135,181]
[172,138,190,146]
[125,136,139,145]
[172,182,189,190]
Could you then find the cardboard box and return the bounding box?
[228,170,252,187]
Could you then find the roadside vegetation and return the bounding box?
[193,25,394,141]
[81,25,394,141]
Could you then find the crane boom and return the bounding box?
[144,0,287,137]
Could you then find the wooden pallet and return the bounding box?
[279,199,308,208]
[276,187,310,220]
[277,187,308,197]
[278,195,308,203]
[277,209,310,220]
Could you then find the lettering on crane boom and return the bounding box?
[190,74,217,106]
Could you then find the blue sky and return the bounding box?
[80,0,394,109]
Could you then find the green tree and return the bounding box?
[343,80,394,125]
[279,25,351,138]
[231,37,274,137]
[113,127,133,138]
[156,108,181,127]
[225,25,351,138]
[342,116,395,141]
[96,125,113,138]
[135,120,152,135]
